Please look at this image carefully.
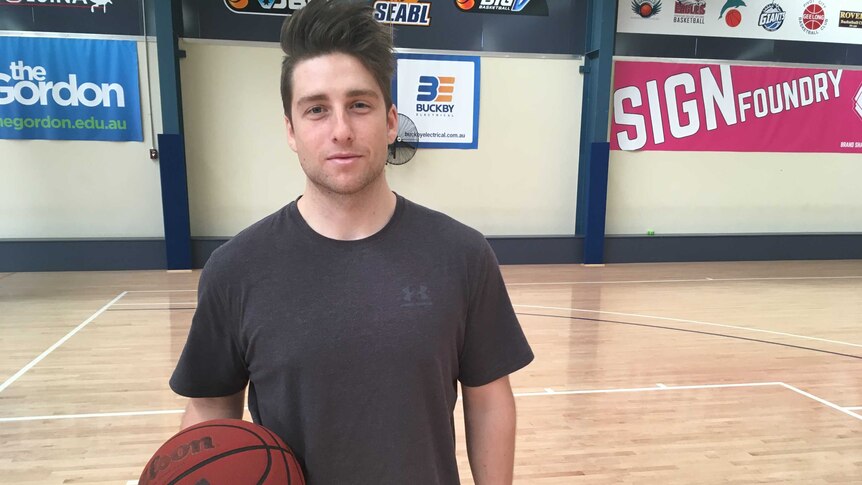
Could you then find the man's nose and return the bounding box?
[331,110,354,143]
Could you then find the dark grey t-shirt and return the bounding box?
[170,194,534,484]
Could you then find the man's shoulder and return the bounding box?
[205,204,292,273]
[401,197,489,253]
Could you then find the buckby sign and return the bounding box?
[611,60,862,153]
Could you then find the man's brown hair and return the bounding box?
[280,0,395,120]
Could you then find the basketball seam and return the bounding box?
[166,444,285,485]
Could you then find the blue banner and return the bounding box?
[0,37,142,142]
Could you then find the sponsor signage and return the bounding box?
[0,0,143,36]
[374,1,432,26]
[222,0,307,16]
[674,0,705,25]
[839,10,862,29]
[610,60,862,153]
[0,36,143,141]
[395,54,479,149]
[617,0,862,44]
[453,0,548,16]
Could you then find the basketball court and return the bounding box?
[2,260,860,483]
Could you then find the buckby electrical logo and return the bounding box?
[416,75,455,117]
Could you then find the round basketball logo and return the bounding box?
[725,8,742,27]
[227,0,249,9]
[455,0,475,11]
[631,0,662,18]
[758,2,785,32]
[799,0,827,34]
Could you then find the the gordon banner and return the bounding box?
[395,54,480,149]
[611,60,862,153]
[0,37,142,142]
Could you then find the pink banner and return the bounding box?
[610,60,862,153]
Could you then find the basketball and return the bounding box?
[725,8,742,27]
[228,0,249,9]
[139,419,305,485]
[639,3,653,17]
[456,0,475,11]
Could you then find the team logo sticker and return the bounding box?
[374,1,431,26]
[673,0,705,25]
[719,0,745,28]
[223,0,308,16]
[454,0,548,16]
[839,10,862,29]
[631,0,662,19]
[758,2,785,32]
[799,0,827,35]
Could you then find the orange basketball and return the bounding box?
[140,419,305,485]
[228,0,249,9]
[456,0,475,11]
[725,8,742,27]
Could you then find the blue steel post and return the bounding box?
[576,0,617,264]
[154,0,192,269]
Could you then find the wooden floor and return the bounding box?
[1,260,861,484]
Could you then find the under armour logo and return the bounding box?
[402,285,432,307]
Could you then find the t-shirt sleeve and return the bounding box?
[169,256,249,397]
[458,242,534,387]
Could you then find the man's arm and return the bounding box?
[180,388,246,429]
[462,375,517,485]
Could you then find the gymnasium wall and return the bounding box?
[180,40,584,237]
[606,148,862,235]
[0,38,165,239]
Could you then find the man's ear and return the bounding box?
[285,115,298,152]
[387,104,398,145]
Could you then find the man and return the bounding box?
[169,1,533,483]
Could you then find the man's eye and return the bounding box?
[307,106,325,115]
[353,102,370,109]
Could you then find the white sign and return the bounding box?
[395,54,479,149]
[618,0,862,45]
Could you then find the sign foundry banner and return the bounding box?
[0,36,142,142]
[611,60,862,153]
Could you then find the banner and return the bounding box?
[618,0,862,45]
[395,54,480,149]
[0,37,142,142]
[611,60,862,153]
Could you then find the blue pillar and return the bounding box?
[154,0,192,270]
[575,0,617,264]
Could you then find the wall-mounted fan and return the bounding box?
[387,113,418,166]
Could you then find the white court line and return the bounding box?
[506,275,862,286]
[657,383,668,388]
[124,289,197,293]
[0,292,127,394]
[845,406,862,411]
[0,409,184,423]
[514,304,862,349]
[511,382,780,398]
[4,383,778,422]
[112,302,197,306]
[780,383,862,421]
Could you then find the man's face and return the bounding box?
[286,52,398,197]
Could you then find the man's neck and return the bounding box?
[297,180,397,241]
